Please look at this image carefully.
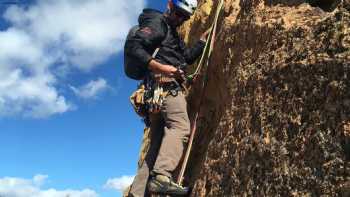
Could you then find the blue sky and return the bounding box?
[0,0,167,197]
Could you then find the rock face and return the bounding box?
[129,0,349,196]
[180,0,349,196]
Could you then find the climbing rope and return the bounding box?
[149,2,224,197]
[187,0,224,83]
[177,0,225,186]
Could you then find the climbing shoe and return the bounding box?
[148,174,189,195]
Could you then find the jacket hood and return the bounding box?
[138,9,166,25]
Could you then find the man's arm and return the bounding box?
[183,40,206,64]
[125,18,167,71]
[148,59,182,77]
[183,29,209,64]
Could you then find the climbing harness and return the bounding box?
[176,0,224,187]
[129,81,168,117]
[130,48,170,124]
[130,76,186,126]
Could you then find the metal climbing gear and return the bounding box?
[130,84,148,117]
[148,78,168,114]
[129,48,165,119]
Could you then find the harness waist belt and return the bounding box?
[161,81,182,92]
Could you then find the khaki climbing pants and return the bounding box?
[129,91,190,197]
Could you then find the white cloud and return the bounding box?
[0,0,145,118]
[70,78,109,99]
[3,0,144,70]
[103,176,134,192]
[0,175,98,197]
[0,68,71,118]
[32,175,48,186]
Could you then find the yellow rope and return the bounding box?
[177,0,225,186]
[187,0,224,81]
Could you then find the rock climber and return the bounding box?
[125,0,208,196]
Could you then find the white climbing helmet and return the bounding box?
[172,0,198,16]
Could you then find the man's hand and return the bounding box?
[148,59,181,77]
[173,68,185,79]
[200,28,211,42]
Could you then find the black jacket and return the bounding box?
[124,9,205,72]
